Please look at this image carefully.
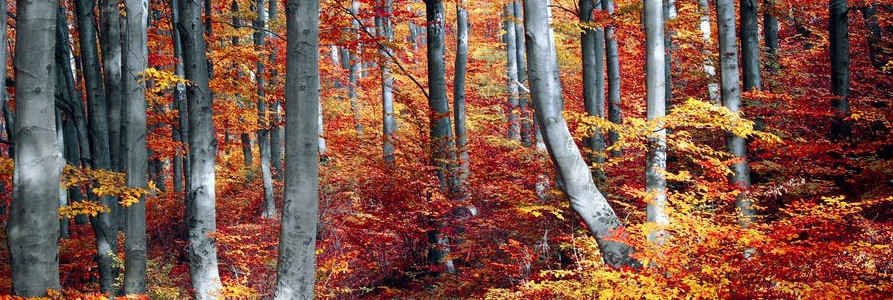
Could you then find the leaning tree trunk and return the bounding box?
[830,0,850,140]
[644,0,669,244]
[523,0,638,268]
[603,0,622,157]
[377,0,396,166]
[741,0,762,91]
[504,4,521,142]
[178,0,224,297]
[8,0,64,296]
[275,0,320,298]
[255,0,276,218]
[122,0,149,293]
[717,0,754,222]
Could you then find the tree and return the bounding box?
[454,0,470,197]
[123,0,149,293]
[717,0,753,220]
[603,0,622,156]
[177,0,223,296]
[505,4,521,142]
[276,0,320,298]
[376,0,396,166]
[523,0,637,268]
[697,0,720,102]
[7,0,63,296]
[512,0,532,148]
[644,0,669,244]
[830,0,850,140]
[764,0,779,74]
[741,0,762,91]
[348,0,363,136]
[74,0,118,293]
[255,0,276,218]
[579,0,606,165]
[101,0,125,233]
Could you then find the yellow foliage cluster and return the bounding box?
[61,166,148,216]
[142,67,190,93]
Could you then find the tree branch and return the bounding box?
[215,20,285,40]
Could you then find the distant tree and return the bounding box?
[276,0,320,298]
[741,0,762,91]
[7,0,64,296]
[505,4,521,142]
[376,0,397,166]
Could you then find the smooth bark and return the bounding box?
[830,0,850,134]
[523,0,637,268]
[717,0,754,220]
[171,0,190,192]
[512,1,532,148]
[178,0,223,297]
[603,0,622,157]
[645,0,669,244]
[505,4,521,142]
[698,0,720,102]
[764,0,779,74]
[741,0,762,91]
[348,0,363,136]
[275,0,320,298]
[454,0,470,198]
[8,0,64,295]
[0,0,8,158]
[377,0,396,166]
[580,0,606,165]
[101,0,123,173]
[255,0,276,218]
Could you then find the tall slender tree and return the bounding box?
[603,0,622,157]
[376,0,397,166]
[717,0,754,221]
[276,0,320,298]
[644,0,669,244]
[523,0,637,268]
[123,0,149,293]
[512,0,532,148]
[698,0,720,102]
[580,0,606,165]
[255,0,276,218]
[178,0,223,296]
[764,0,779,74]
[171,0,190,193]
[454,0,470,198]
[505,4,521,142]
[7,0,63,296]
[348,0,364,136]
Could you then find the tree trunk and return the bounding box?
[764,0,779,74]
[0,0,8,159]
[523,0,637,268]
[505,4,521,142]
[644,0,669,244]
[100,0,125,231]
[58,111,71,239]
[122,0,149,293]
[54,10,92,171]
[603,0,622,157]
[377,0,396,166]
[268,1,283,180]
[171,0,190,193]
[177,0,223,297]
[580,0,606,166]
[698,0,720,102]
[73,0,119,286]
[741,0,762,91]
[348,0,364,136]
[663,0,676,106]
[8,0,64,295]
[454,0,470,199]
[255,0,276,218]
[830,0,850,140]
[717,0,754,221]
[512,1,532,148]
[276,0,320,298]
[861,5,885,71]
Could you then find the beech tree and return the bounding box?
[123,0,149,293]
[376,0,396,165]
[579,0,606,165]
[505,4,521,142]
[276,0,320,298]
[830,0,850,140]
[717,0,753,219]
[741,0,762,91]
[255,0,276,218]
[603,0,622,156]
[644,0,669,244]
[523,0,637,268]
[178,0,223,297]
[7,0,63,296]
[454,0,470,196]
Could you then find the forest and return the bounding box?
[0,0,891,299]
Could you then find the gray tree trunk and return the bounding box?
[74,0,118,292]
[171,0,190,193]
[603,0,622,157]
[662,0,676,106]
[275,1,320,298]
[177,0,224,297]
[764,0,779,74]
[454,0,470,198]
[505,4,521,142]
[348,0,363,136]
[512,1,532,148]
[644,0,669,244]
[377,0,396,166]
[830,0,850,140]
[698,0,720,102]
[580,0,606,166]
[0,0,7,159]
[8,0,64,295]
[268,0,283,179]
[122,0,149,293]
[255,0,276,218]
[523,0,637,268]
[54,11,92,171]
[717,0,754,221]
[741,0,762,91]
[100,0,126,231]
